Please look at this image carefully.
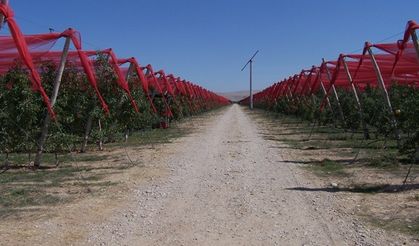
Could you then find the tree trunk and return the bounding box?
[4,152,9,166]
[98,119,104,151]
[34,115,51,168]
[54,152,59,166]
[124,128,129,143]
[80,114,94,153]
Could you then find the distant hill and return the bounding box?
[217,90,260,102]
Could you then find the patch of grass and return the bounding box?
[0,187,62,207]
[366,216,419,237]
[277,139,303,149]
[116,126,189,147]
[0,153,108,166]
[1,167,74,184]
[63,154,109,163]
[325,134,350,141]
[0,165,123,219]
[72,181,117,187]
[348,183,391,193]
[312,127,345,135]
[366,153,400,169]
[301,140,334,149]
[308,159,347,177]
[406,220,419,236]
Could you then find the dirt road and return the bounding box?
[3,104,411,245]
[82,104,403,245]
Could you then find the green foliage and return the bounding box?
[256,83,419,160]
[0,65,43,154]
[0,55,223,166]
[307,158,347,176]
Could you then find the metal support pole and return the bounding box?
[342,57,369,139]
[319,80,337,126]
[366,46,401,146]
[249,60,253,109]
[323,59,346,127]
[34,37,71,167]
[410,29,419,160]
[286,84,293,100]
[125,62,134,81]
[116,62,134,108]
[410,29,419,61]
[123,62,135,142]
[319,80,334,113]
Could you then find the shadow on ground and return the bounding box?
[286,183,419,194]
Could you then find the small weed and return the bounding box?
[366,216,419,237]
[366,154,400,169]
[308,159,347,176]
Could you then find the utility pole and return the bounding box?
[241,50,259,109]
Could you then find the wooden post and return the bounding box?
[342,57,369,139]
[34,37,71,167]
[366,45,401,145]
[323,59,346,127]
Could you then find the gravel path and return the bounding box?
[86,104,397,245]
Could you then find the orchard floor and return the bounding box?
[0,104,417,245]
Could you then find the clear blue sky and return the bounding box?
[3,0,419,92]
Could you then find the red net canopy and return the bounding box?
[167,75,184,96]
[0,27,110,114]
[0,3,55,117]
[0,2,228,119]
[118,57,158,113]
[142,64,173,117]
[0,37,155,114]
[155,70,175,98]
[246,20,419,107]
[322,41,419,96]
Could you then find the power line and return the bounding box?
[344,30,405,55]
[14,15,103,50]
[15,15,63,32]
